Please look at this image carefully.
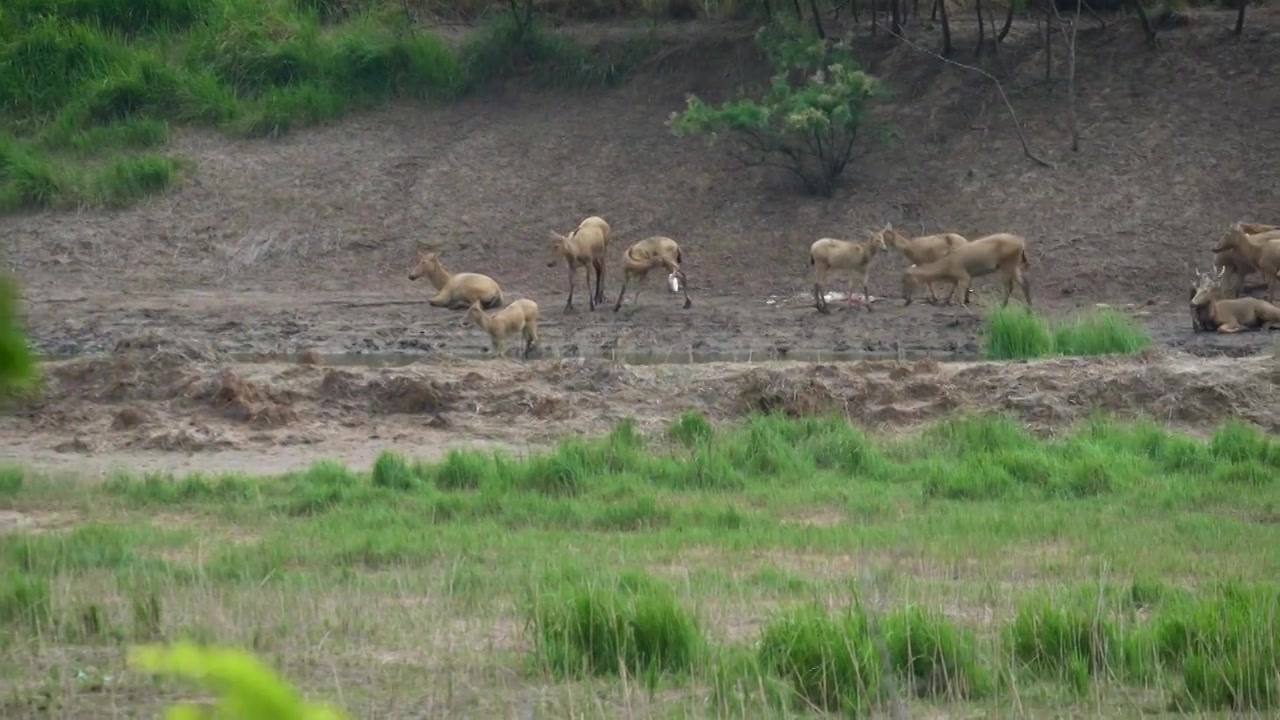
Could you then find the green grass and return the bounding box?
[985,305,1153,360]
[2,411,1280,715]
[0,0,654,213]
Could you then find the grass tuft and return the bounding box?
[882,606,994,700]
[985,305,1151,360]
[527,572,705,680]
[757,604,884,713]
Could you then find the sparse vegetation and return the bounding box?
[985,304,1152,360]
[3,411,1280,714]
[0,0,658,214]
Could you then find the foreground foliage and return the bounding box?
[130,642,349,719]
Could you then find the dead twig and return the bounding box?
[886,28,1056,169]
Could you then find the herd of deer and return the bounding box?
[403,215,1280,359]
[1191,221,1280,334]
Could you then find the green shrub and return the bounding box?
[527,572,704,679]
[757,604,884,714]
[670,21,884,197]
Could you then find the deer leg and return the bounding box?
[1218,322,1243,334]
[585,262,597,311]
[593,257,606,307]
[678,268,692,309]
[613,273,631,312]
[1018,268,1032,306]
[955,276,973,308]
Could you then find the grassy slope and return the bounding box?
[2,412,1279,715]
[0,0,648,214]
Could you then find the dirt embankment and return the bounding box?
[3,338,1277,475]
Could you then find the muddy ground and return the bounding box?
[4,11,1280,472]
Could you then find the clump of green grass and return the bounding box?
[1053,309,1152,356]
[984,305,1151,360]
[0,570,53,632]
[1149,583,1280,711]
[881,606,993,699]
[984,304,1054,360]
[370,449,420,491]
[527,571,705,680]
[1006,600,1122,691]
[757,604,884,714]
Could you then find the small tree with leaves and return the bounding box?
[668,23,885,197]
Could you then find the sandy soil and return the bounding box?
[3,11,1280,473]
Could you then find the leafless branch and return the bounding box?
[886,28,1056,169]
[1049,0,1083,151]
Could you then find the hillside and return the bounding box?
[5,8,1279,359]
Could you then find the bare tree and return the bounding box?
[998,0,1016,42]
[975,0,987,56]
[886,27,1055,168]
[1049,0,1083,151]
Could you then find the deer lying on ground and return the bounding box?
[547,215,610,312]
[1211,222,1279,298]
[1190,266,1280,333]
[901,232,1031,308]
[809,229,887,314]
[466,299,540,358]
[408,251,504,310]
[1210,222,1280,303]
[875,222,969,305]
[613,235,692,312]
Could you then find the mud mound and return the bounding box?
[190,369,298,427]
[732,368,843,417]
[367,376,456,415]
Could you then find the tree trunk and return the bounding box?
[1127,0,1158,47]
[975,0,986,57]
[808,0,826,37]
[1234,0,1247,36]
[939,0,952,55]
[998,0,1015,42]
[892,0,903,35]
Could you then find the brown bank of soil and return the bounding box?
[3,344,1279,475]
